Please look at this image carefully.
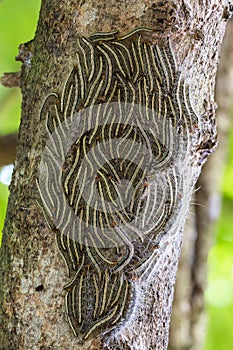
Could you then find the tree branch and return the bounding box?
[0,133,17,167]
[0,72,21,88]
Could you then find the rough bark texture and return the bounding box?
[169,18,233,350]
[0,1,230,350]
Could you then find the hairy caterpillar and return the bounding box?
[37,28,197,340]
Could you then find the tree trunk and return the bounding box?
[0,1,230,349]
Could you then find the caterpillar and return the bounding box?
[37,28,198,340]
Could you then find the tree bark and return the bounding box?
[0,1,230,349]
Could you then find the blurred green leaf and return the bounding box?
[0,0,41,74]
[0,183,9,242]
[205,195,233,349]
[222,126,233,200]
[0,87,21,134]
[205,308,233,350]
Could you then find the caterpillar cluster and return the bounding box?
[37,28,198,340]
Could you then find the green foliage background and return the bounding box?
[0,1,232,349]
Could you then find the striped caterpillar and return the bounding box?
[37,28,198,340]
